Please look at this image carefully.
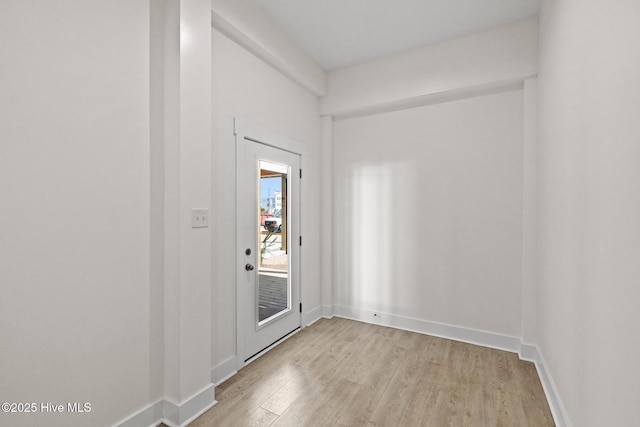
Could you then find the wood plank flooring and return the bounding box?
[190,317,554,426]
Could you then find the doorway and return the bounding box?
[235,119,302,365]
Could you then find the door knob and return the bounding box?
[245,263,254,271]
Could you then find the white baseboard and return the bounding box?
[528,347,571,427]
[211,356,238,386]
[321,304,334,318]
[518,342,539,362]
[116,399,164,427]
[163,384,216,427]
[302,305,322,327]
[333,305,522,353]
[116,384,216,427]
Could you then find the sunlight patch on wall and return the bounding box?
[345,162,401,312]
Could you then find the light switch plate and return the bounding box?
[191,208,209,228]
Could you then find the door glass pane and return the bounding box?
[257,160,290,324]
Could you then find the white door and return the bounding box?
[236,122,302,364]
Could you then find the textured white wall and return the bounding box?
[211,29,321,369]
[0,1,152,426]
[538,1,640,425]
[333,90,524,336]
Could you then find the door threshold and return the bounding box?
[244,327,300,365]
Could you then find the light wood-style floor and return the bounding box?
[190,317,554,426]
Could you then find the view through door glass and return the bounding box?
[258,160,290,324]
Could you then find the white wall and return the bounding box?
[521,78,538,346]
[162,0,213,416]
[537,1,640,426]
[333,90,524,336]
[322,17,538,118]
[13,1,640,425]
[0,1,153,426]
[324,18,538,343]
[211,0,326,96]
[211,29,321,370]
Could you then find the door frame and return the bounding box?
[234,118,306,369]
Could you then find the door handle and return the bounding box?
[245,263,255,271]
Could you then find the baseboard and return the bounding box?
[333,305,522,353]
[528,347,571,427]
[163,384,216,427]
[302,305,322,327]
[211,356,238,386]
[116,384,216,427]
[321,304,334,318]
[116,399,164,427]
[518,342,539,362]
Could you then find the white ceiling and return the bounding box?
[250,0,540,71]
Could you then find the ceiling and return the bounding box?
[250,0,540,71]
